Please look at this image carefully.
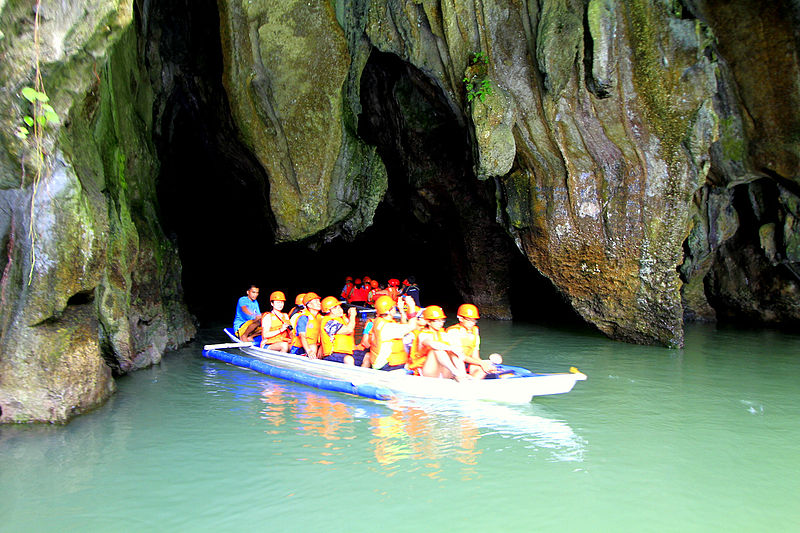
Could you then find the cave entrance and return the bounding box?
[150,3,577,326]
[148,0,274,321]
[350,49,580,324]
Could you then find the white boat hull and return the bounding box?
[204,330,587,404]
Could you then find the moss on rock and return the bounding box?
[0,11,194,423]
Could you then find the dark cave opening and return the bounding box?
[149,3,579,327]
[705,177,800,326]
[147,0,273,321]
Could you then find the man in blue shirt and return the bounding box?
[234,285,264,342]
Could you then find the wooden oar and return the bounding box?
[203,341,253,350]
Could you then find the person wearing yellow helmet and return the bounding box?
[413,305,469,381]
[361,295,418,370]
[289,292,322,358]
[259,291,291,352]
[366,279,380,306]
[318,296,364,366]
[386,278,401,302]
[288,293,306,319]
[446,304,496,378]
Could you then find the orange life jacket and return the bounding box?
[350,286,368,303]
[341,282,354,301]
[319,315,355,356]
[262,311,292,344]
[406,328,426,371]
[412,328,446,371]
[291,310,321,348]
[369,316,408,367]
[445,323,480,357]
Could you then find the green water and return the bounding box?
[2,322,799,532]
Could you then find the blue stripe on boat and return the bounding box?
[202,348,394,401]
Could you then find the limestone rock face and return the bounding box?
[0,3,195,423]
[217,0,387,242]
[217,0,720,344]
[678,0,800,326]
[1,0,799,422]
[350,0,716,346]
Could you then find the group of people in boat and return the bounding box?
[339,275,421,308]
[232,278,499,381]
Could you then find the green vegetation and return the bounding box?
[15,87,59,141]
[463,51,493,103]
[20,1,60,285]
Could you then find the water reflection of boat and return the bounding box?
[203,362,585,465]
[202,329,587,404]
[386,398,586,462]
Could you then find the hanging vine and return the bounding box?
[14,1,59,285]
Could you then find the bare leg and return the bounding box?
[421,350,467,381]
[241,321,261,342]
[267,341,289,352]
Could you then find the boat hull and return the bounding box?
[202,329,587,404]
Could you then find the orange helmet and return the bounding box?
[269,291,286,302]
[303,292,321,305]
[354,278,362,285]
[374,295,395,315]
[422,305,446,320]
[370,279,379,288]
[345,276,353,281]
[457,304,479,319]
[388,278,399,287]
[294,293,306,305]
[321,296,341,313]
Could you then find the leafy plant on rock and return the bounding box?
[15,87,58,141]
[463,51,494,103]
[17,0,59,285]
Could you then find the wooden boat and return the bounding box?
[201,328,587,404]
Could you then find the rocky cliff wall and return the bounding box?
[0,0,798,423]
[0,1,194,423]
[220,0,719,345]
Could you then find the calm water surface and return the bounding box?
[2,322,799,532]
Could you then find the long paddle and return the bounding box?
[203,341,253,350]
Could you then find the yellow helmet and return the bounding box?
[302,292,321,305]
[374,295,395,315]
[422,305,446,320]
[321,296,341,313]
[457,304,479,319]
[295,293,306,305]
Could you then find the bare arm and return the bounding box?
[338,307,358,335]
